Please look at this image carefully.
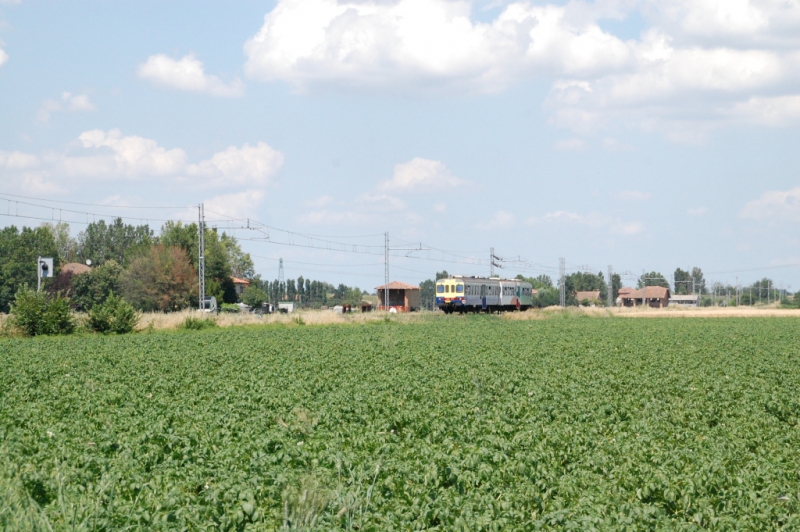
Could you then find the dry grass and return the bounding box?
[501,304,800,320]
[135,309,434,331]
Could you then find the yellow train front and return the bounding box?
[435,276,533,314]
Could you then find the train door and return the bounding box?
[480,283,487,310]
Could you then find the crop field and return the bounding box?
[2,317,800,530]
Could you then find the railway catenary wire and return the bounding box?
[5,194,798,280]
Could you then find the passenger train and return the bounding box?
[435,275,533,313]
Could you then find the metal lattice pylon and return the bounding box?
[198,203,205,310]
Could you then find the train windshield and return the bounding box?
[437,285,444,293]
[456,284,463,293]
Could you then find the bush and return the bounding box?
[181,315,217,330]
[88,292,139,334]
[220,303,240,313]
[10,285,75,337]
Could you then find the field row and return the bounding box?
[1,317,799,530]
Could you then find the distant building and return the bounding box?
[60,262,91,275]
[376,281,420,312]
[232,277,250,298]
[669,294,699,306]
[619,286,671,308]
[575,290,602,305]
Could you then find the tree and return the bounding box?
[41,222,76,264]
[76,218,153,266]
[691,267,706,294]
[297,276,305,303]
[564,271,607,304]
[611,273,621,301]
[120,245,197,312]
[241,286,268,310]
[0,225,59,313]
[637,271,669,289]
[71,260,123,311]
[221,233,254,279]
[673,268,691,295]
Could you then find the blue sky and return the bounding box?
[1,0,800,292]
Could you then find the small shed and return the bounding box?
[576,290,602,305]
[619,286,670,308]
[376,281,420,312]
[669,294,699,306]
[61,262,91,275]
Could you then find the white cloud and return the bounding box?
[618,190,651,201]
[77,129,188,177]
[602,137,634,151]
[188,142,284,187]
[377,157,464,192]
[610,220,646,236]
[205,189,266,219]
[476,210,514,230]
[241,0,800,138]
[37,92,96,124]
[138,54,245,97]
[244,0,632,93]
[642,0,800,43]
[727,95,800,126]
[0,49,7,67]
[297,157,458,226]
[0,130,284,196]
[553,137,586,151]
[687,206,709,216]
[740,187,800,222]
[0,150,39,169]
[527,209,646,236]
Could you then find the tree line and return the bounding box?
[0,220,369,316]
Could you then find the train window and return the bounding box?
[456,284,463,293]
[437,285,444,293]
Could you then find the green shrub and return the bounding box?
[10,285,75,337]
[220,303,240,313]
[88,292,140,334]
[241,286,268,310]
[181,315,217,330]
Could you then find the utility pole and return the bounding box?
[384,232,390,310]
[559,257,566,307]
[642,268,646,307]
[607,265,613,307]
[278,258,284,285]
[490,247,494,278]
[198,203,205,310]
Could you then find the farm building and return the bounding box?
[60,262,91,275]
[576,290,602,305]
[670,294,699,306]
[232,277,250,298]
[618,286,671,308]
[376,281,420,312]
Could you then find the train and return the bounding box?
[435,275,533,313]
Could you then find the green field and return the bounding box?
[2,317,800,530]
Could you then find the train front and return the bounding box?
[435,278,465,313]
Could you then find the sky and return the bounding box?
[1,0,800,292]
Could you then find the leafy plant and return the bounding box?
[180,315,217,330]
[2,319,800,529]
[87,291,140,334]
[10,285,75,336]
[220,303,240,313]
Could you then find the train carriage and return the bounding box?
[435,275,533,314]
